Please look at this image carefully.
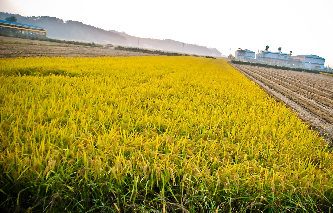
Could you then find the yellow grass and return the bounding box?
[0,56,332,212]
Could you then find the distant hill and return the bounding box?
[0,12,127,45]
[114,31,222,57]
[0,12,221,57]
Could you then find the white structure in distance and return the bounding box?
[292,55,325,70]
[235,49,255,60]
[236,46,326,70]
[256,50,290,66]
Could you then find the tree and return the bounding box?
[228,54,235,59]
[5,16,17,22]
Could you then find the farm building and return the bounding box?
[235,49,255,60]
[0,20,47,36]
[291,55,325,70]
[256,50,290,66]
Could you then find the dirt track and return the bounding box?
[0,36,158,58]
[230,62,333,145]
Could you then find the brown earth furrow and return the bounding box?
[239,67,333,124]
[265,69,332,95]
[230,62,333,144]
[261,68,333,99]
[235,64,333,111]
[268,68,333,95]
[233,64,330,124]
[249,67,333,109]
[243,65,333,97]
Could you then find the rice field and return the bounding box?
[0,56,332,212]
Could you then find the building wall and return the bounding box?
[235,49,255,60]
[292,55,325,69]
[256,51,290,66]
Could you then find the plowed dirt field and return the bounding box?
[230,62,333,145]
[0,36,158,58]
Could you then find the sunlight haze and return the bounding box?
[1,0,333,67]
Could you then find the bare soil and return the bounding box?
[229,62,333,145]
[0,36,158,58]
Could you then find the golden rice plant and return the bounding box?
[0,56,332,212]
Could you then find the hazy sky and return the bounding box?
[1,0,333,67]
